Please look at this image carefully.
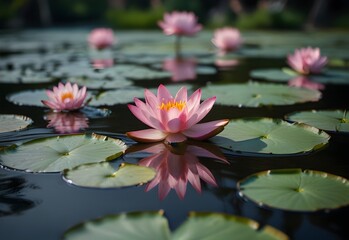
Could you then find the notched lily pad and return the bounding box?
[63,211,288,240]
[0,114,33,133]
[210,118,330,155]
[63,162,156,188]
[238,169,349,211]
[201,82,321,107]
[0,133,127,173]
[286,110,349,133]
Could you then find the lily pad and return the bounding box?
[286,110,349,133]
[210,118,330,155]
[0,114,33,133]
[88,87,144,106]
[251,68,349,85]
[6,89,47,107]
[63,211,288,240]
[67,76,132,90]
[0,69,53,84]
[201,82,321,107]
[63,162,156,188]
[238,169,349,211]
[0,133,127,173]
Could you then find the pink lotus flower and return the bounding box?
[288,76,325,90]
[163,57,197,81]
[212,27,242,55]
[287,47,328,75]
[87,28,115,50]
[128,142,227,200]
[158,11,202,36]
[42,82,87,112]
[127,85,229,143]
[45,112,88,133]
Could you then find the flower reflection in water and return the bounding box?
[44,112,89,134]
[163,57,197,81]
[92,58,114,69]
[288,76,325,90]
[128,141,228,200]
[214,58,239,69]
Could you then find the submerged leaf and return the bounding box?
[238,169,349,211]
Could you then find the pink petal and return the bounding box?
[183,119,229,140]
[175,86,188,102]
[128,104,156,128]
[187,96,216,128]
[197,163,217,187]
[165,133,187,143]
[157,84,173,102]
[126,129,167,143]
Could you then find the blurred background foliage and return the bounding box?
[0,0,348,30]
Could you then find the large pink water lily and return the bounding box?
[158,11,202,36]
[87,28,115,50]
[129,142,227,200]
[212,27,242,55]
[287,47,328,75]
[42,82,87,112]
[127,84,229,144]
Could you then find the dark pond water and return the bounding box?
[0,29,349,239]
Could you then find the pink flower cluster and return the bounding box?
[287,47,328,74]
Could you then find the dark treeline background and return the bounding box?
[1,0,348,30]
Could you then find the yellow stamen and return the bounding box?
[61,92,74,102]
[159,100,186,111]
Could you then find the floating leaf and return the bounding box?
[88,87,144,106]
[201,82,321,107]
[238,169,349,211]
[67,76,131,90]
[63,162,156,188]
[0,133,126,173]
[6,89,47,107]
[63,211,288,240]
[0,114,33,133]
[210,118,330,155]
[286,110,349,133]
[251,68,349,85]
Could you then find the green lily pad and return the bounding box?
[0,133,127,173]
[238,169,349,211]
[63,211,288,240]
[0,114,33,133]
[88,87,144,106]
[67,76,132,90]
[201,82,321,107]
[63,162,156,188]
[122,66,171,80]
[251,68,349,85]
[286,110,349,133]
[210,118,330,155]
[6,89,48,107]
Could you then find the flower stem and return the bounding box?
[175,35,182,59]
